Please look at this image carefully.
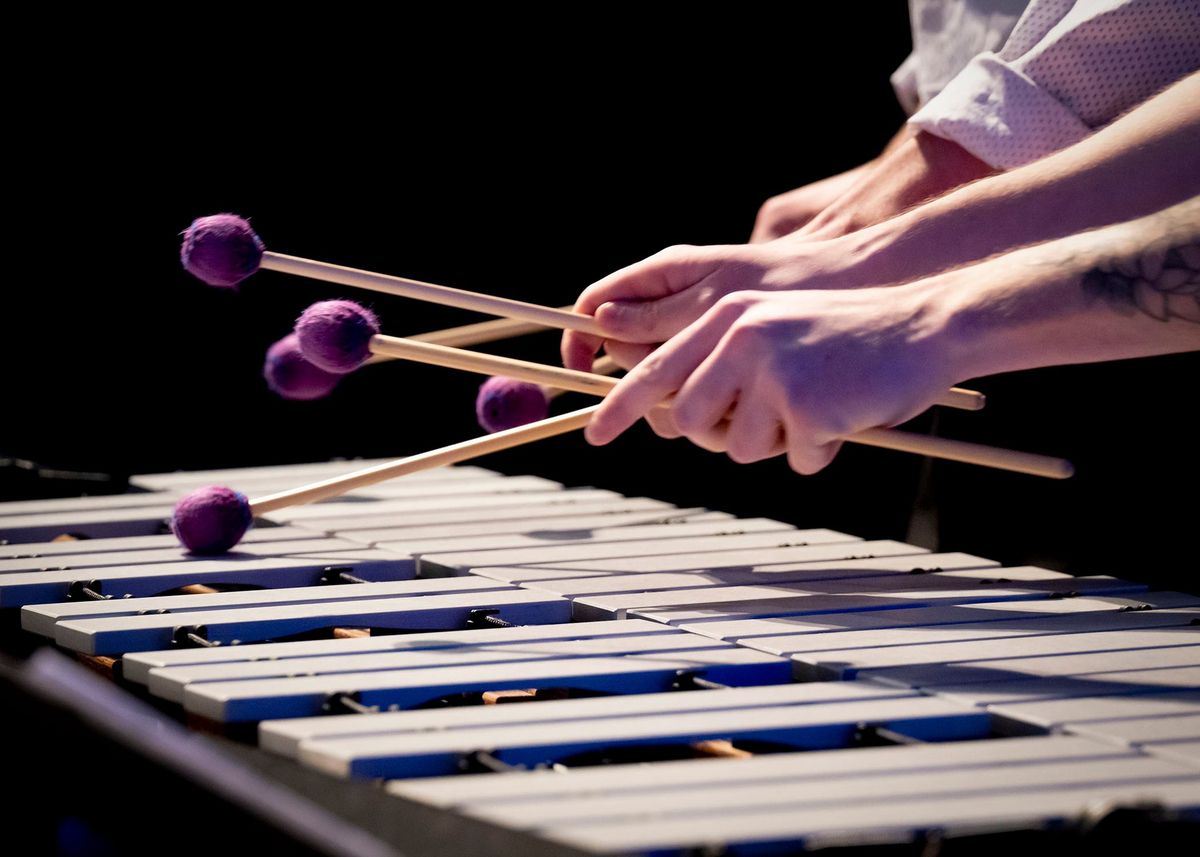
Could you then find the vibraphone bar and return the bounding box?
[2,460,1197,855]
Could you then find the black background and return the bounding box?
[5,9,1196,588]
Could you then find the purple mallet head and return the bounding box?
[294,300,380,373]
[171,486,253,554]
[264,333,342,401]
[180,214,265,288]
[475,376,550,433]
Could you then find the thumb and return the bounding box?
[573,244,732,316]
[595,276,734,343]
[562,244,732,370]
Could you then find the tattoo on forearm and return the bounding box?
[1082,239,1200,324]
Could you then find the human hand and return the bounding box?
[583,285,958,474]
[562,238,859,374]
[749,164,872,243]
[795,132,995,240]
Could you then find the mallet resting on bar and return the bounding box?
[172,360,1064,555]
[172,346,1062,554]
[181,214,604,335]
[170,407,600,554]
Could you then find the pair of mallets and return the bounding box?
[173,214,1070,554]
[263,303,619,432]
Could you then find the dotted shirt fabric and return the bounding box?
[907,0,1200,167]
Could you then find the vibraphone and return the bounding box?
[2,460,1198,855]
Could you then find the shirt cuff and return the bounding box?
[907,53,1093,169]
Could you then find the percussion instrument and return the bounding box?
[2,459,1197,855]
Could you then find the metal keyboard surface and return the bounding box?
[3,460,1198,855]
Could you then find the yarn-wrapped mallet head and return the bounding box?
[475,376,550,433]
[263,333,343,401]
[170,486,253,554]
[180,214,265,288]
[294,300,381,374]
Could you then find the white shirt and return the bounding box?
[907,0,1200,168]
[892,0,1030,114]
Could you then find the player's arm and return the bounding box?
[749,162,873,243]
[562,73,1200,372]
[583,196,1200,474]
[798,0,1200,239]
[789,129,996,239]
[846,71,1200,294]
[749,126,914,243]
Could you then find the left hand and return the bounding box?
[561,238,855,375]
[584,286,958,474]
[795,132,996,240]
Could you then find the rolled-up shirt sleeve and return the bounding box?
[909,0,1200,168]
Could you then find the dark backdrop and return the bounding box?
[6,10,1195,589]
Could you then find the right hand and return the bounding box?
[560,238,855,441]
[584,284,960,472]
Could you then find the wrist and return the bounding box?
[907,132,998,203]
[893,271,1009,385]
[891,200,1200,385]
[919,249,1085,382]
[831,209,950,290]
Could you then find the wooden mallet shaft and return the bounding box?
[262,254,982,414]
[367,335,1070,479]
[409,311,574,349]
[249,406,599,513]
[368,335,981,412]
[246,387,1065,521]
[261,253,604,335]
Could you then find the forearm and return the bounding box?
[922,197,1200,381]
[847,73,1200,287]
[801,131,995,237]
[584,198,1197,468]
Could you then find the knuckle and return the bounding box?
[654,244,696,264]
[787,440,839,475]
[646,412,682,439]
[726,316,768,349]
[757,194,787,220]
[601,302,664,341]
[671,402,706,435]
[634,300,660,325]
[691,433,728,454]
[781,381,817,417]
[713,289,758,315]
[725,316,778,358]
[787,450,821,476]
[753,202,777,232]
[725,442,762,465]
[635,351,666,378]
[599,398,635,428]
[595,302,634,334]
